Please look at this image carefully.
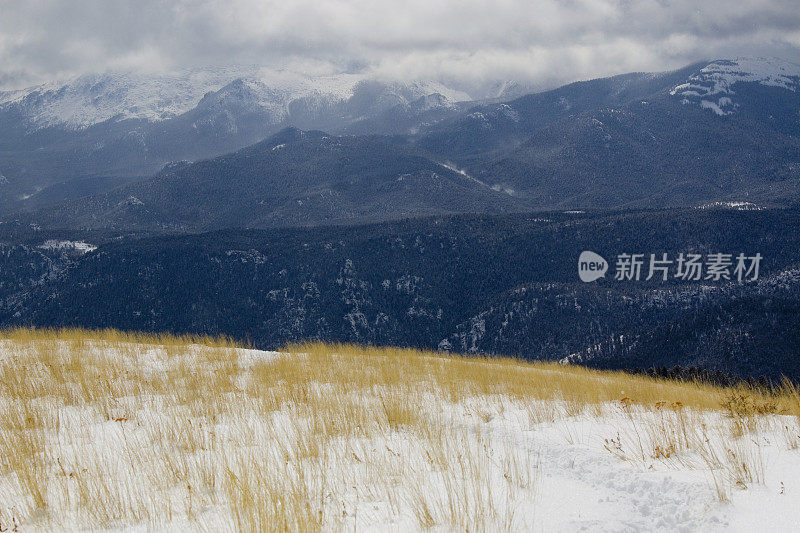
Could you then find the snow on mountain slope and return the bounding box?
[671,57,800,115]
[0,68,249,128]
[0,67,472,131]
[3,58,797,129]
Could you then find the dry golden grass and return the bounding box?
[288,342,799,415]
[0,326,245,349]
[0,330,797,530]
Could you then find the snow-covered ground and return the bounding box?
[523,408,800,531]
[0,337,798,531]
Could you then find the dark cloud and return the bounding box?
[1,0,799,91]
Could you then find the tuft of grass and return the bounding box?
[0,326,247,350]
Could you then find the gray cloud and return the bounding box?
[1,0,799,92]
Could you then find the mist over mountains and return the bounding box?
[0,69,478,216]
[2,57,799,228]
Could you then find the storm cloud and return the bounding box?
[1,0,799,91]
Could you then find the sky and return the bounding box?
[1,0,799,93]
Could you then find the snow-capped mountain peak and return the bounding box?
[0,68,472,131]
[0,68,257,129]
[671,57,800,115]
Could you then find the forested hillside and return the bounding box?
[2,208,799,379]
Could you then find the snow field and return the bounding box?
[0,334,798,531]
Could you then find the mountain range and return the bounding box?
[0,69,474,216]
[19,128,523,231]
[2,57,799,230]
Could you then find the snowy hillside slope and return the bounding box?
[671,57,800,115]
[1,331,799,531]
